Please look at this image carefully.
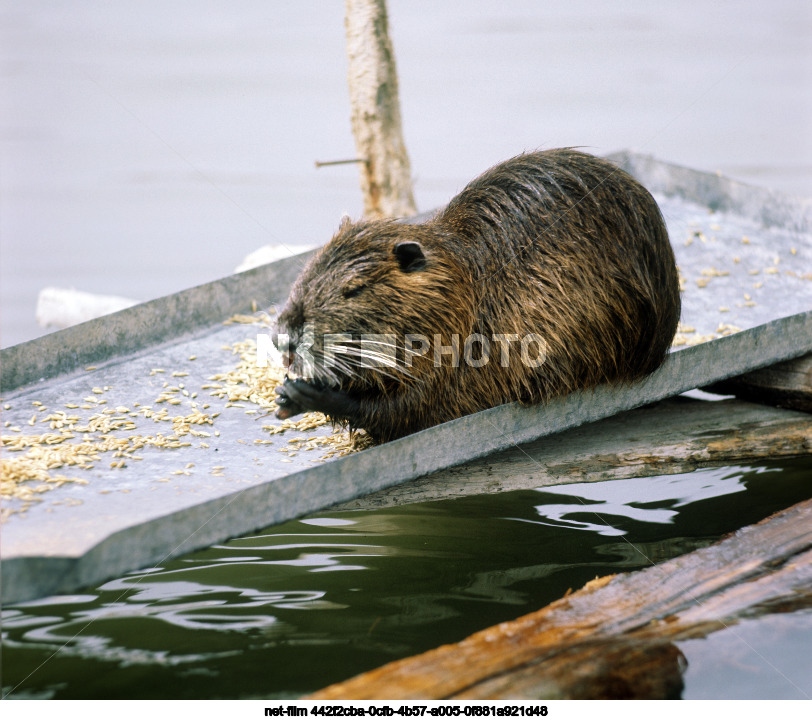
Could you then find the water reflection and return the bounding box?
[2,459,809,699]
[524,466,754,536]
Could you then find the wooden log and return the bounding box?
[345,0,417,218]
[309,499,812,700]
[329,396,812,511]
[704,352,812,412]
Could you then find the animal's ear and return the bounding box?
[393,241,426,272]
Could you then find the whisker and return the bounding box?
[323,344,416,379]
[339,338,422,357]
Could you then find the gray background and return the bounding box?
[2,0,810,348]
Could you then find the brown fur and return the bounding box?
[274,149,681,442]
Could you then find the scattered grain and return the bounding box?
[700,267,729,277]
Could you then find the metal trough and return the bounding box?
[2,152,811,604]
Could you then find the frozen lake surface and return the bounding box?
[2,0,811,347]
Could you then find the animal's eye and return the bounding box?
[342,281,366,298]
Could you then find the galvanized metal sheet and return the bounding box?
[2,153,811,604]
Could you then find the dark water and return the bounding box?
[2,458,811,700]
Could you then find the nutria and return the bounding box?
[274,148,680,442]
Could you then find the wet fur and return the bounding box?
[275,149,681,442]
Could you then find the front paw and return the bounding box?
[275,378,360,421]
[274,380,306,420]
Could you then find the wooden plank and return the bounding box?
[705,352,812,412]
[309,498,812,700]
[329,395,812,511]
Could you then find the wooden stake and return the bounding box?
[345,0,417,218]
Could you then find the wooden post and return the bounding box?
[345,0,417,219]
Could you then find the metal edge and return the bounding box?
[0,249,317,393]
[607,151,812,233]
[4,309,812,603]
